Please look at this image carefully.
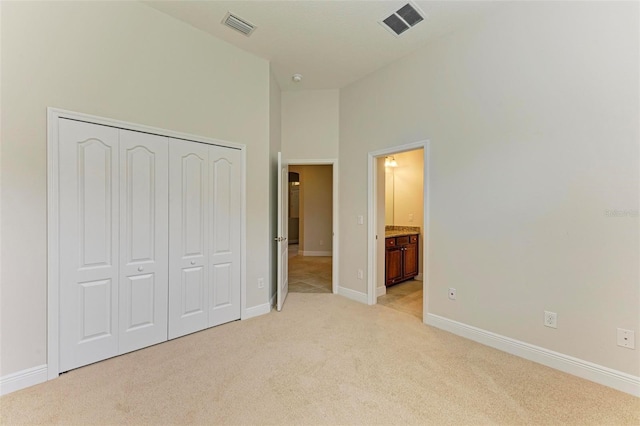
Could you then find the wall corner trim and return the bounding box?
[425,313,640,397]
[0,365,48,396]
[243,302,272,320]
[338,286,368,304]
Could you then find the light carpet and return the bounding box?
[1,293,638,425]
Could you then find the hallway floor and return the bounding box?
[288,245,332,293]
[377,279,423,320]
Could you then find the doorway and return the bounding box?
[367,142,429,323]
[287,161,338,294]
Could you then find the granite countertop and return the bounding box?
[385,226,420,238]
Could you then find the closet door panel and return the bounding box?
[209,146,242,326]
[169,139,209,339]
[118,130,169,354]
[59,119,119,372]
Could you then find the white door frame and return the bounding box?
[286,159,339,294]
[367,141,430,322]
[47,108,247,380]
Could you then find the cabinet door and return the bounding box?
[59,119,119,372]
[385,247,403,286]
[208,145,242,326]
[118,130,169,354]
[168,139,209,339]
[403,242,419,279]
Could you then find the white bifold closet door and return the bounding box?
[58,118,241,372]
[59,120,169,372]
[118,130,169,354]
[168,140,242,340]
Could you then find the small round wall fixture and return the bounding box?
[292,73,303,83]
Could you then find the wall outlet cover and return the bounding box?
[448,288,456,300]
[544,311,557,328]
[617,328,635,349]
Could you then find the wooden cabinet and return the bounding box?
[385,234,419,286]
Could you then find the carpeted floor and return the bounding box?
[1,293,638,425]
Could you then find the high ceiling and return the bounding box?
[145,1,499,91]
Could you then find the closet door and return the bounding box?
[168,139,209,339]
[59,119,119,372]
[118,130,169,354]
[208,146,242,326]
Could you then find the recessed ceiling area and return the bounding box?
[144,1,499,90]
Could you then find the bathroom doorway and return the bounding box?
[377,149,424,318]
[367,142,429,322]
[287,162,337,294]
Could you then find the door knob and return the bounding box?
[190,260,196,265]
[137,266,144,272]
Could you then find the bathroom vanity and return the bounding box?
[385,227,419,286]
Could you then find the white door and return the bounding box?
[168,139,209,339]
[276,152,289,311]
[59,119,119,372]
[208,145,242,327]
[118,130,169,354]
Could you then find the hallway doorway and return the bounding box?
[287,163,336,294]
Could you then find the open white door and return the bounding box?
[276,152,289,311]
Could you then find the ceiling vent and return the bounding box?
[380,3,425,36]
[222,12,256,36]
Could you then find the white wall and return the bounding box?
[281,89,339,160]
[0,1,271,377]
[340,1,639,376]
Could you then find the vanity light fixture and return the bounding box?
[385,156,398,168]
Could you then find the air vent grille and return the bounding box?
[380,3,425,36]
[222,12,256,36]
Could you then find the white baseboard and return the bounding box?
[377,286,386,297]
[415,273,423,281]
[0,364,48,396]
[300,250,332,257]
[338,286,368,304]
[425,313,640,397]
[243,302,272,320]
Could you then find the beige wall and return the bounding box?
[340,1,639,375]
[289,165,333,254]
[282,90,339,160]
[0,1,271,377]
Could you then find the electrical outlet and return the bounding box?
[408,213,414,222]
[544,311,557,328]
[448,288,456,300]
[257,278,264,289]
[357,215,364,225]
[319,240,324,246]
[357,269,364,279]
[617,328,635,349]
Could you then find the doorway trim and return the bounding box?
[47,108,247,380]
[286,159,339,294]
[367,141,430,322]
